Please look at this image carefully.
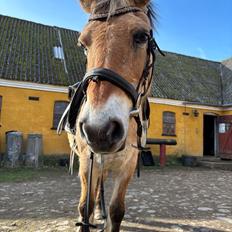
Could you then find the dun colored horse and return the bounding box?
[59,0,159,231]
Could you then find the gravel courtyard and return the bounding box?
[0,167,232,232]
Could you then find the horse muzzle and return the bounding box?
[80,119,125,154]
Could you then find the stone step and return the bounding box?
[198,160,232,171]
[199,156,221,162]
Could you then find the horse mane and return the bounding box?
[92,0,156,28]
[147,3,156,28]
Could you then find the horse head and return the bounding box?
[75,0,154,154]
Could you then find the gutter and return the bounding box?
[221,104,232,108]
[183,101,221,107]
[183,101,232,108]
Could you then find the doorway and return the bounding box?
[203,115,216,156]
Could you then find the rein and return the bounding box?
[57,6,164,232]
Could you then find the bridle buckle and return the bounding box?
[130,108,140,117]
[130,93,142,117]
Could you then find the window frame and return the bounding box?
[162,111,176,137]
[52,100,69,130]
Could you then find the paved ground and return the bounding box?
[0,167,232,232]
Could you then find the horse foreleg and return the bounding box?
[93,177,102,220]
[94,170,108,220]
[106,154,138,232]
[77,160,99,231]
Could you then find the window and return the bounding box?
[53,46,65,60]
[52,101,69,129]
[162,111,176,136]
[219,123,231,133]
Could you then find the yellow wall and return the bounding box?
[147,103,227,157]
[1,84,232,157]
[0,86,70,155]
[221,110,232,116]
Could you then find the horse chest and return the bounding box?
[95,153,126,171]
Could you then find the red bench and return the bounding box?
[146,138,177,167]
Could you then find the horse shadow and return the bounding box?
[121,219,226,232]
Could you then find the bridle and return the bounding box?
[57,6,164,148]
[57,5,164,232]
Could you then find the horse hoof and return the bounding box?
[94,208,103,220]
[76,228,82,232]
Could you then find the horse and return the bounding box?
[58,0,159,231]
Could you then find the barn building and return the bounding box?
[0,15,232,159]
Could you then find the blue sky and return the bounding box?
[0,0,231,61]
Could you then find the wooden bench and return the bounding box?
[146,138,177,167]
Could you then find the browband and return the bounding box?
[89,6,143,21]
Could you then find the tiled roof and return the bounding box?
[0,14,85,86]
[152,52,223,105]
[1,14,232,105]
[221,58,232,105]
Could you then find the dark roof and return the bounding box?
[1,14,232,106]
[0,14,85,86]
[152,52,223,105]
[221,58,232,105]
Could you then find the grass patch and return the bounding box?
[0,154,80,183]
[151,155,182,167]
[42,154,79,169]
[0,167,68,183]
[165,156,183,166]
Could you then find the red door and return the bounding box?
[218,115,232,159]
[0,96,2,153]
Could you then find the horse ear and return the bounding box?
[134,0,150,7]
[79,0,95,13]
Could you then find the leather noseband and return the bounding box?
[67,68,139,132]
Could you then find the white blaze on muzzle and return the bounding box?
[78,94,131,153]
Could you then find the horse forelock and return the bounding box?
[91,0,156,28]
[93,0,131,14]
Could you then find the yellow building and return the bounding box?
[0,15,85,157]
[0,15,232,159]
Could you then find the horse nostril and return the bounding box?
[108,120,124,143]
[79,119,124,153]
[80,122,93,143]
[79,122,85,138]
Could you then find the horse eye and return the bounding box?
[78,41,88,56]
[134,31,149,45]
[83,48,88,56]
